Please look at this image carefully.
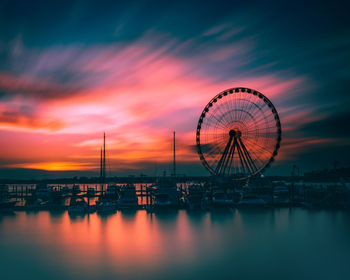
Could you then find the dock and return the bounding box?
[1,179,350,212]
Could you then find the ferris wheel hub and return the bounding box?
[228,129,242,137]
[229,129,241,137]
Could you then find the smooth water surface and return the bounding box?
[1,209,350,280]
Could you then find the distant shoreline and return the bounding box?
[0,174,348,184]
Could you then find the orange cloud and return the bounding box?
[0,38,308,173]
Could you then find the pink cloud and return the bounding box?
[0,36,309,171]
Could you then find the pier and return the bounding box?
[1,178,350,212]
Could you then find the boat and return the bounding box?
[106,184,119,198]
[49,186,64,199]
[87,187,96,196]
[232,189,244,204]
[68,197,88,214]
[153,179,181,209]
[34,184,50,199]
[211,189,233,208]
[96,198,117,213]
[273,186,290,206]
[117,184,138,209]
[154,192,173,208]
[237,192,267,207]
[72,184,81,194]
[0,199,16,212]
[186,184,204,210]
[48,187,66,210]
[25,197,48,210]
[0,184,9,197]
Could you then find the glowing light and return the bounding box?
[8,162,94,171]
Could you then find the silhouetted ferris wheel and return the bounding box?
[196,87,281,180]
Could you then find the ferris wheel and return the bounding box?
[196,87,281,181]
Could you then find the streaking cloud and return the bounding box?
[0,33,307,174]
[0,0,348,175]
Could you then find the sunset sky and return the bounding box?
[0,0,349,178]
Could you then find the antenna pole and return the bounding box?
[173,131,176,177]
[100,147,102,178]
[103,132,106,180]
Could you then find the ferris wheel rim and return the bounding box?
[196,87,282,180]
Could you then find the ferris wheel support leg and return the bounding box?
[222,137,236,175]
[226,138,237,175]
[236,139,251,175]
[215,136,233,175]
[239,138,257,173]
[239,143,254,174]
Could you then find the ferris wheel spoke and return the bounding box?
[244,112,269,128]
[204,139,232,160]
[203,144,222,158]
[244,104,265,124]
[233,95,239,122]
[245,116,274,132]
[241,135,272,159]
[241,101,263,123]
[239,95,255,122]
[205,114,229,130]
[229,96,237,124]
[202,137,230,152]
[208,110,232,129]
[244,131,276,140]
[246,126,277,134]
[240,98,254,122]
[242,137,273,157]
[222,106,235,127]
[207,114,227,130]
[242,96,258,123]
[237,99,247,122]
[221,99,233,125]
[238,98,247,121]
[213,103,231,127]
[242,141,269,158]
[205,148,223,160]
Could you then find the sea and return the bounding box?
[1,208,350,280]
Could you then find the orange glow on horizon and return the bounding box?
[8,162,95,171]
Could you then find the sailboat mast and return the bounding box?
[100,147,102,178]
[173,131,176,177]
[103,132,106,179]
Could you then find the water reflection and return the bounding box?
[0,211,16,222]
[118,209,138,219]
[1,209,350,280]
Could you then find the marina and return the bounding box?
[1,178,350,213]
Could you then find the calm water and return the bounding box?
[1,209,350,280]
